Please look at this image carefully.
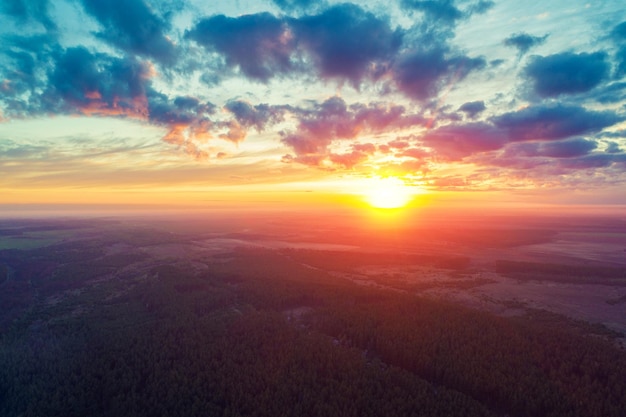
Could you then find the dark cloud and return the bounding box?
[292,4,403,83]
[492,104,620,142]
[221,100,286,142]
[401,0,462,22]
[400,0,493,24]
[79,0,176,64]
[148,91,213,128]
[610,22,626,78]
[0,0,56,31]
[503,33,548,56]
[505,138,597,159]
[611,21,626,42]
[558,153,626,170]
[46,46,151,116]
[224,100,285,131]
[419,122,507,160]
[393,49,449,100]
[458,100,485,118]
[186,13,293,81]
[525,52,609,97]
[538,138,597,158]
[0,33,60,101]
[606,142,621,153]
[392,47,485,101]
[187,4,401,84]
[466,0,494,15]
[590,81,626,104]
[615,46,626,79]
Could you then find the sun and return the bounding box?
[363,177,414,209]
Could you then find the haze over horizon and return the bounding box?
[1,0,626,211]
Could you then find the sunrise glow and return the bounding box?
[363,177,414,209]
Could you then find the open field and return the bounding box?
[1,212,625,417]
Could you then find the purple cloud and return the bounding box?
[419,122,507,160]
[291,4,403,83]
[393,48,485,100]
[280,96,423,166]
[492,104,621,142]
[505,138,597,159]
[558,153,626,170]
[224,100,285,131]
[186,13,293,81]
[187,4,402,85]
[458,100,486,118]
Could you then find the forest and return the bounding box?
[0,219,625,417]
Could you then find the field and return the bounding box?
[0,212,625,417]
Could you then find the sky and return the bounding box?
[1,0,625,211]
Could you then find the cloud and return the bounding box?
[0,0,56,31]
[79,0,176,64]
[147,90,215,146]
[505,138,597,159]
[611,21,626,42]
[187,4,402,85]
[535,138,598,158]
[329,150,370,168]
[610,22,626,78]
[524,51,609,97]
[606,142,621,153]
[0,140,49,159]
[0,33,60,101]
[292,4,403,84]
[45,46,152,117]
[458,100,485,118]
[418,122,507,160]
[388,139,410,149]
[399,0,494,25]
[186,13,293,81]
[616,47,626,78]
[224,100,285,131]
[352,142,377,154]
[492,104,620,142]
[392,48,486,100]
[400,0,463,24]
[558,153,626,170]
[400,147,429,159]
[280,96,423,166]
[1,44,219,159]
[291,97,414,145]
[503,33,548,56]
[591,81,626,104]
